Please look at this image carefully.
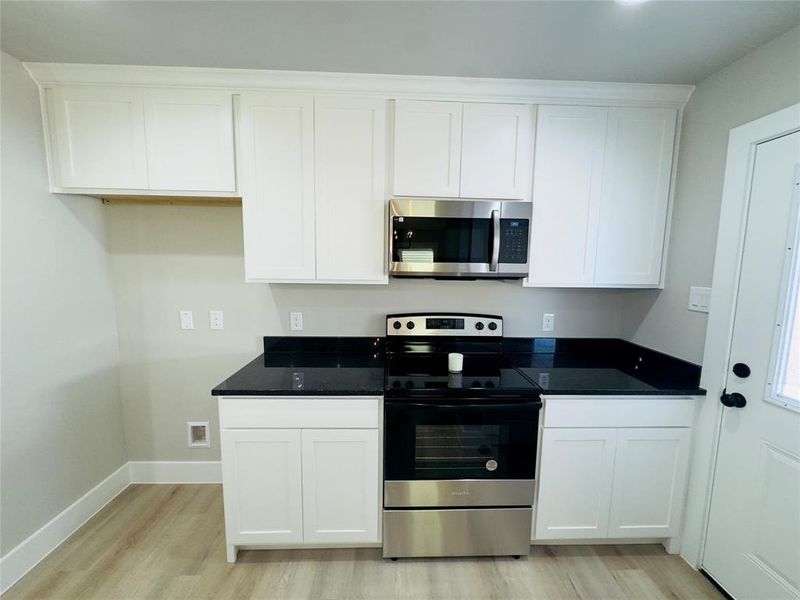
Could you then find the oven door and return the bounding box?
[384,397,540,482]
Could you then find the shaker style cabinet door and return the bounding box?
[314,96,387,283]
[393,100,462,197]
[607,428,691,538]
[48,86,148,190]
[238,93,316,281]
[143,89,236,192]
[301,429,381,544]
[528,106,608,286]
[594,108,677,286]
[220,429,303,545]
[534,428,617,540]
[460,103,534,200]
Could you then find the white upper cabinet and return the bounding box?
[49,86,148,189]
[238,92,316,281]
[393,100,462,197]
[529,106,607,286]
[143,89,235,192]
[594,108,677,286]
[393,100,534,200]
[314,96,387,283]
[460,103,534,200]
[527,105,677,288]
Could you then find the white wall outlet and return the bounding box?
[187,421,210,448]
[209,310,224,330]
[290,311,304,331]
[542,313,555,332]
[688,286,711,313]
[179,310,194,330]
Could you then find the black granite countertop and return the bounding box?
[212,336,705,397]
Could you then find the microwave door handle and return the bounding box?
[490,209,500,272]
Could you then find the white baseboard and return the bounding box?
[0,462,130,594]
[0,460,222,595]
[128,460,222,484]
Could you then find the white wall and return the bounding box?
[0,52,128,556]
[622,25,800,363]
[105,203,627,461]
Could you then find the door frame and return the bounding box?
[680,102,800,569]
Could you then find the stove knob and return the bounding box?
[392,380,401,388]
[488,322,498,331]
[405,380,414,388]
[485,381,495,388]
[475,322,485,331]
[392,321,402,330]
[406,321,415,330]
[472,380,482,388]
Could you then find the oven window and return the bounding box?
[392,217,491,264]
[414,424,505,475]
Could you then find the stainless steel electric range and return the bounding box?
[382,313,542,559]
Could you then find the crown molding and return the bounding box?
[24,62,694,108]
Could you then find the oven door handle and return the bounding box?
[490,209,500,272]
[393,401,541,410]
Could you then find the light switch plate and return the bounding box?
[209,310,224,330]
[290,311,304,331]
[542,313,555,332]
[688,286,711,313]
[179,310,194,330]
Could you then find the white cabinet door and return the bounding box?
[315,96,387,283]
[460,103,534,200]
[301,429,380,544]
[49,86,148,189]
[143,89,235,192]
[608,428,691,538]
[528,106,608,286]
[535,428,617,540]
[220,429,303,545]
[594,108,677,286]
[393,100,462,197]
[238,93,316,281]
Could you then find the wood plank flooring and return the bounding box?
[5,484,723,600]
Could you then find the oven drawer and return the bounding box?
[383,507,532,558]
[384,479,535,508]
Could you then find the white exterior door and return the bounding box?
[460,103,534,200]
[528,106,607,286]
[703,131,800,600]
[314,96,387,283]
[238,93,316,281]
[535,428,617,539]
[608,428,691,538]
[220,429,303,545]
[594,108,677,286]
[301,429,380,544]
[143,89,236,192]
[393,100,462,197]
[49,85,148,189]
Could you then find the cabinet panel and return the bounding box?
[460,103,534,200]
[238,93,316,281]
[535,428,616,539]
[301,429,380,544]
[221,429,303,544]
[393,100,462,197]
[595,108,677,286]
[608,428,690,538]
[528,106,608,286]
[315,96,387,282]
[143,89,235,192]
[49,86,148,189]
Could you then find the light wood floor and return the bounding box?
[6,484,723,600]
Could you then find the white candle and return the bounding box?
[448,352,464,373]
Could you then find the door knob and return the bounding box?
[720,390,747,408]
[732,363,751,378]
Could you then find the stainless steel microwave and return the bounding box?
[389,199,531,279]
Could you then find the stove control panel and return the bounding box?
[386,313,503,337]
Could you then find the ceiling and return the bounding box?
[2,1,799,85]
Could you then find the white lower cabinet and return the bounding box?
[219,397,381,562]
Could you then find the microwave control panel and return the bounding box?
[498,219,530,264]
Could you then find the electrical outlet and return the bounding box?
[542,313,555,332]
[688,286,711,313]
[179,310,194,330]
[290,311,304,331]
[209,310,224,330]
